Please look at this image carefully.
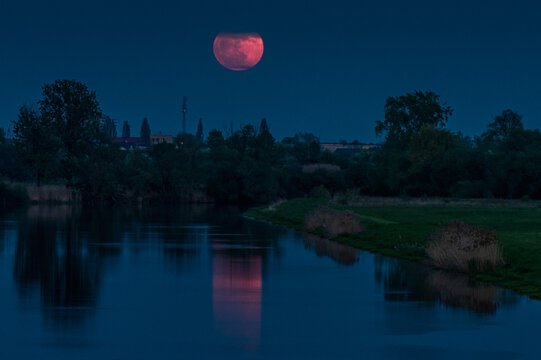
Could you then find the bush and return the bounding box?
[266,198,286,211]
[304,206,363,238]
[427,221,504,273]
[309,185,331,198]
[0,182,28,205]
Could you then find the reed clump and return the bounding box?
[266,199,286,211]
[427,220,504,273]
[304,206,363,238]
[26,184,79,203]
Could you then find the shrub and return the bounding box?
[427,221,504,273]
[26,184,78,203]
[266,198,286,211]
[304,206,363,238]
[309,185,331,198]
[0,182,28,205]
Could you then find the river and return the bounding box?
[0,205,539,359]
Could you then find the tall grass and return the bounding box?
[26,185,80,203]
[266,199,286,211]
[304,206,363,238]
[427,220,504,273]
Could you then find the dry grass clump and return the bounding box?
[266,199,286,211]
[427,221,504,273]
[304,206,363,238]
[26,185,80,203]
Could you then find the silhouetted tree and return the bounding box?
[0,127,30,181]
[122,121,130,138]
[484,109,523,141]
[175,133,199,149]
[38,80,105,185]
[375,90,453,148]
[259,118,269,134]
[103,116,117,138]
[257,118,275,156]
[140,118,151,146]
[207,129,225,150]
[406,125,461,195]
[196,118,204,142]
[13,106,58,185]
[281,132,320,163]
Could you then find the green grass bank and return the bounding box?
[246,197,541,299]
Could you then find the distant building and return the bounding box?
[361,143,382,151]
[320,143,362,154]
[113,137,146,150]
[150,134,174,145]
[320,142,382,154]
[114,134,174,149]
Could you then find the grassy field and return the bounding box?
[246,197,541,299]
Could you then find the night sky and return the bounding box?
[1,0,541,142]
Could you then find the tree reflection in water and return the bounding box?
[374,256,520,314]
[13,205,120,328]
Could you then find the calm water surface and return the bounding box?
[0,205,539,359]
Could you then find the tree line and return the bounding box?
[1,80,541,204]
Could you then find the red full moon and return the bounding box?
[213,33,264,71]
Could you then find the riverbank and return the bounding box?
[0,181,214,205]
[246,197,541,299]
[0,182,80,205]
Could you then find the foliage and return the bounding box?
[196,118,204,142]
[0,182,28,205]
[483,109,523,142]
[140,118,151,146]
[0,128,30,181]
[375,90,453,148]
[7,84,541,205]
[103,116,117,138]
[38,80,106,185]
[122,121,130,138]
[13,106,59,185]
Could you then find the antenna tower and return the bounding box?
[182,96,187,134]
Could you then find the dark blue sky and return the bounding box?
[1,0,541,142]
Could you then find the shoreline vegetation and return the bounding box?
[245,196,541,300]
[0,182,214,206]
[2,82,541,206]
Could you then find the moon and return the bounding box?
[213,33,264,71]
